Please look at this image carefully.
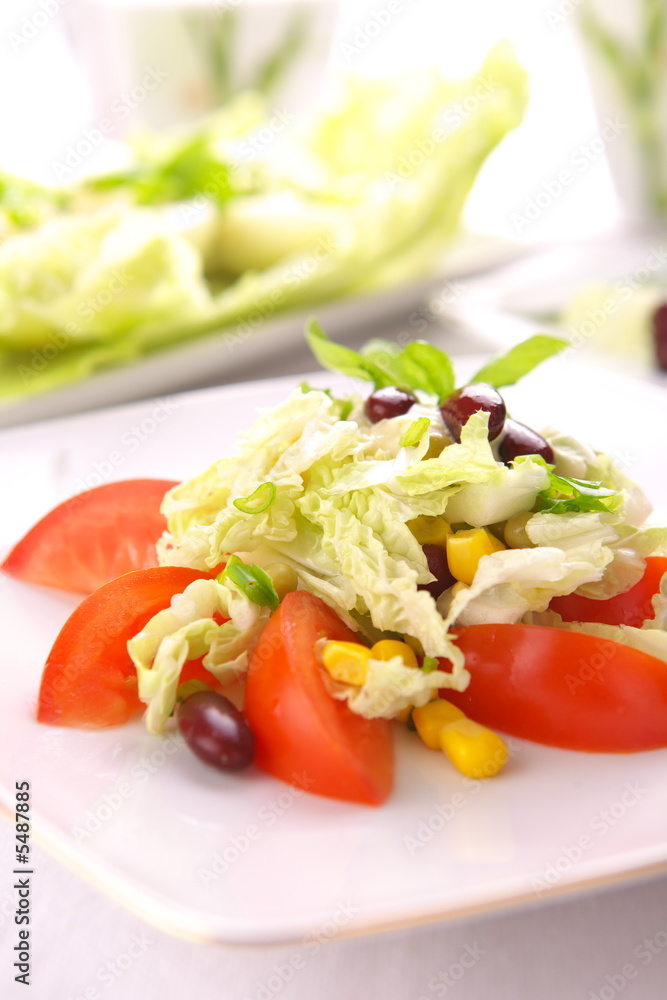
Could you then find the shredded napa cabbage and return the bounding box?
[128,577,269,733]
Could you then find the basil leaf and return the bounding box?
[233,481,277,514]
[471,334,568,388]
[421,656,440,673]
[306,319,384,384]
[400,417,430,448]
[537,472,622,515]
[540,497,617,515]
[360,338,407,387]
[306,322,457,399]
[84,133,235,207]
[401,341,455,398]
[362,338,455,397]
[546,473,617,499]
[306,322,560,402]
[219,555,280,611]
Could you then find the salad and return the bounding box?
[0,43,527,406]
[4,323,667,806]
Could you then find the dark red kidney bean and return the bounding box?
[440,383,506,442]
[178,691,255,771]
[364,387,416,423]
[418,544,456,600]
[498,419,554,465]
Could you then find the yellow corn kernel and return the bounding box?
[446,527,506,586]
[408,515,452,548]
[265,562,299,600]
[412,698,466,750]
[321,641,371,685]
[370,639,419,669]
[503,511,535,550]
[439,718,508,779]
[395,706,412,723]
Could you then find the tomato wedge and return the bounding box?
[2,479,178,595]
[38,566,209,728]
[444,624,667,752]
[244,591,394,805]
[550,555,667,627]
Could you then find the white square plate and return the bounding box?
[1,353,667,945]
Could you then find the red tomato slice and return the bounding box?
[2,479,178,595]
[550,555,667,627]
[244,591,394,805]
[37,566,210,729]
[444,624,667,752]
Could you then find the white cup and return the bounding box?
[574,0,667,226]
[62,0,339,130]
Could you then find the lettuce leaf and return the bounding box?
[396,411,500,496]
[0,208,210,350]
[160,390,474,684]
[649,568,667,629]
[0,44,527,404]
[297,487,468,685]
[128,577,269,733]
[542,427,598,479]
[443,454,549,527]
[557,522,667,600]
[586,450,654,526]
[159,387,362,567]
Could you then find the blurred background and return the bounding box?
[0,0,624,241]
[0,0,665,425]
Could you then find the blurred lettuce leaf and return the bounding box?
[0,44,527,404]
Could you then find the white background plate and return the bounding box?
[1,353,667,945]
[457,233,667,318]
[0,232,523,431]
[450,233,667,384]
